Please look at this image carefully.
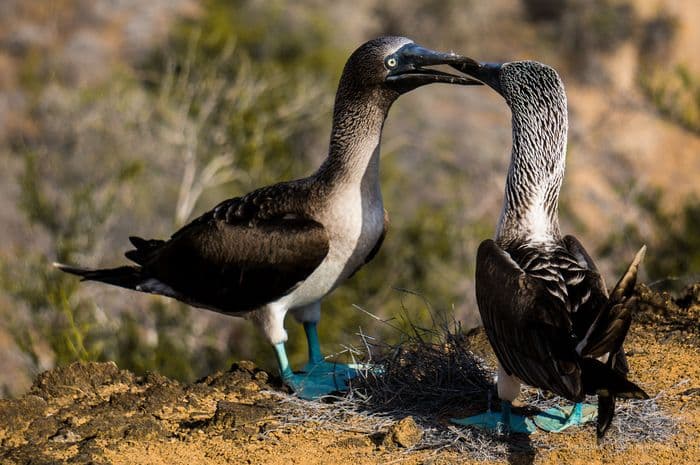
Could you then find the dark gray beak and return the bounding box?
[450,60,504,95]
[385,43,483,93]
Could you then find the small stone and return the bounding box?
[49,428,81,443]
[237,360,257,373]
[388,416,423,448]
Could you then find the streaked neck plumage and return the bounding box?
[495,68,568,249]
[315,84,396,189]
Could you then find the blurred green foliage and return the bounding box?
[635,9,700,134]
[599,190,700,291]
[524,0,637,81]
[641,64,700,135]
[0,147,141,369]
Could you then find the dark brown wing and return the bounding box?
[475,239,583,401]
[561,235,610,338]
[135,217,329,313]
[562,235,631,372]
[364,209,389,265]
[125,180,329,313]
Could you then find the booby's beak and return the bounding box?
[385,43,483,93]
[450,60,504,96]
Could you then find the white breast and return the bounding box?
[276,183,384,309]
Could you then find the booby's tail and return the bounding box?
[576,245,646,360]
[54,262,146,291]
[577,245,648,440]
[124,236,165,265]
[580,358,649,439]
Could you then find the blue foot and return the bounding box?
[451,401,536,435]
[301,359,384,392]
[533,402,597,432]
[283,372,342,400]
[273,342,342,400]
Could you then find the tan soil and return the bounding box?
[1,285,699,465]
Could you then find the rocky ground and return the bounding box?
[0,283,698,465]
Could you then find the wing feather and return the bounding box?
[140,217,329,313]
[475,239,583,401]
[125,181,329,313]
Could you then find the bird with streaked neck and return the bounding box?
[449,59,648,439]
[55,36,481,399]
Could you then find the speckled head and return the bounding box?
[452,60,566,113]
[338,36,482,98]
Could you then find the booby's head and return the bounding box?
[451,60,567,115]
[339,36,481,99]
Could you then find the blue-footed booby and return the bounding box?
[449,60,648,439]
[55,37,480,399]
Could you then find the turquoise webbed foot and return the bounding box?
[282,371,342,400]
[300,359,384,394]
[451,401,536,435]
[274,342,343,400]
[302,360,356,386]
[302,359,382,380]
[533,402,597,432]
[273,322,384,400]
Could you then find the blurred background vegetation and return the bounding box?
[0,0,699,396]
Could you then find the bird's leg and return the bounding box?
[300,320,358,384]
[293,303,380,386]
[273,342,294,380]
[451,367,535,434]
[271,341,338,400]
[303,321,325,365]
[255,303,335,400]
[533,402,597,432]
[292,302,333,371]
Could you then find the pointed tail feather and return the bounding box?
[577,245,646,359]
[581,358,648,399]
[578,246,647,440]
[596,392,615,440]
[581,357,649,440]
[609,245,646,304]
[54,262,144,290]
[124,236,165,265]
[577,303,632,359]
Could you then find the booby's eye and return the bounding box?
[385,57,398,69]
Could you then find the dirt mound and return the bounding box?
[631,283,700,346]
[0,360,276,464]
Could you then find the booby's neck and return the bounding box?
[315,87,395,188]
[495,96,568,248]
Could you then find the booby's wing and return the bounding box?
[561,236,614,345]
[475,239,583,401]
[65,181,330,314]
[563,235,608,297]
[143,217,329,313]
